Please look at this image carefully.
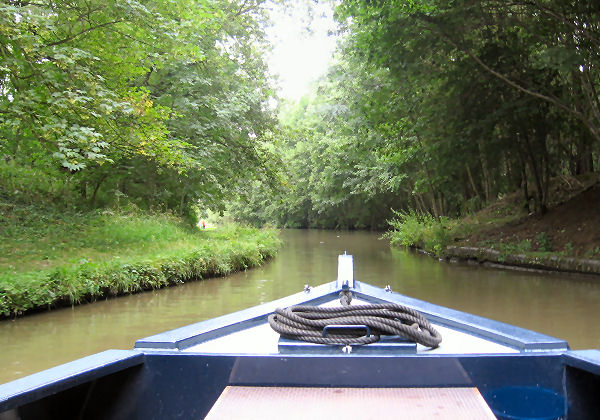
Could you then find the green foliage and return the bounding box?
[535,232,553,252]
[236,0,600,227]
[0,161,67,205]
[0,0,195,169]
[0,0,283,318]
[1,0,277,219]
[481,239,533,256]
[298,0,600,225]
[515,240,533,253]
[3,0,599,254]
[385,211,452,255]
[229,55,413,229]
[585,246,600,257]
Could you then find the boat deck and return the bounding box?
[135,279,569,355]
[184,297,519,355]
[204,386,496,419]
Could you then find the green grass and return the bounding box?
[385,208,526,257]
[0,205,281,317]
[385,191,530,257]
[385,197,600,276]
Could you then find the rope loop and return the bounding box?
[268,303,442,348]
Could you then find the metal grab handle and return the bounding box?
[322,324,371,338]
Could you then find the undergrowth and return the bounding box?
[384,197,526,257]
[385,210,456,255]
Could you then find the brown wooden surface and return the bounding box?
[204,386,497,419]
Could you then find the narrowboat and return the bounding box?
[0,254,598,419]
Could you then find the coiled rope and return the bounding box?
[268,303,442,348]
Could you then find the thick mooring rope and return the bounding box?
[268,303,442,348]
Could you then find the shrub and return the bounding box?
[535,232,553,252]
[386,210,451,255]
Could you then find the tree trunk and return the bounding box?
[520,160,530,212]
[179,189,187,217]
[576,129,594,174]
[90,173,108,207]
[466,164,482,203]
[522,128,549,214]
[477,139,491,202]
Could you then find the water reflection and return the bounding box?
[1,229,599,384]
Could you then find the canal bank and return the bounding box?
[388,180,600,277]
[444,245,600,276]
[1,229,600,384]
[0,214,281,318]
[411,245,600,277]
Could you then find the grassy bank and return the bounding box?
[0,205,281,317]
[386,178,600,274]
[386,209,517,257]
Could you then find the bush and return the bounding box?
[385,210,452,255]
[535,231,553,252]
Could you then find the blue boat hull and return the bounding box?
[1,350,599,419]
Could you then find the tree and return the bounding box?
[1,0,278,220]
[333,0,599,214]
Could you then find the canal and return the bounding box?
[1,229,599,384]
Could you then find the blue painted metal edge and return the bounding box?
[562,350,600,376]
[0,350,144,412]
[135,281,340,350]
[138,350,566,361]
[354,282,569,352]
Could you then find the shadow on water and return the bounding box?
[1,229,599,383]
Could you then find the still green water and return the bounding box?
[1,229,599,384]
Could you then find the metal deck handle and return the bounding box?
[322,325,371,338]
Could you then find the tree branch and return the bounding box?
[415,14,600,141]
[43,19,124,48]
[515,0,600,49]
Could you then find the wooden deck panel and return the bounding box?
[204,386,497,419]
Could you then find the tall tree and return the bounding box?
[1,0,277,219]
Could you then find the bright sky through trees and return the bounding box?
[265,1,338,100]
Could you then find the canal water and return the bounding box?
[1,229,599,384]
